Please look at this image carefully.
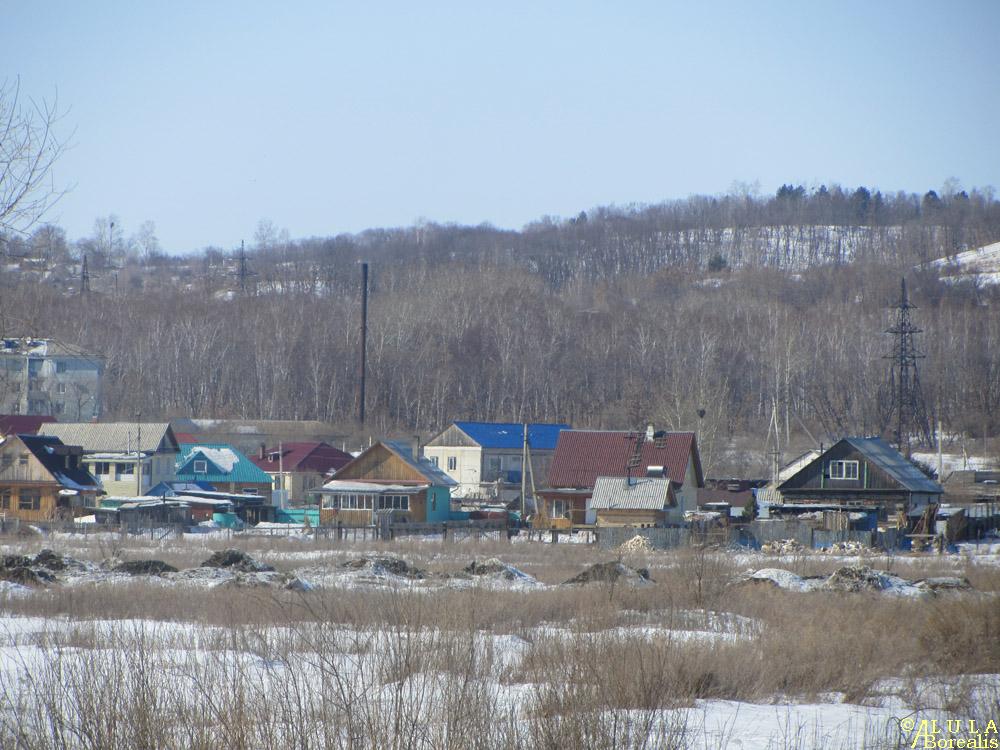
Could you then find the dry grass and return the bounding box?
[1,533,998,749]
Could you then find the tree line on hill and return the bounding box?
[1,183,999,476]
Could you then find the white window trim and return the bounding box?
[829,460,859,480]
[193,459,208,474]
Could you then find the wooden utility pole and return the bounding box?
[358,262,369,424]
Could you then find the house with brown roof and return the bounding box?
[539,426,704,526]
[250,441,353,502]
[0,433,101,522]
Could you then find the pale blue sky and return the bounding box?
[5,1,999,252]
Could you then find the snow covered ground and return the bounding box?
[928,240,1000,286]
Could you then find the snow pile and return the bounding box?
[563,561,652,586]
[618,534,654,553]
[738,568,821,592]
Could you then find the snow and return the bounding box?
[192,447,239,472]
[911,450,998,475]
[928,240,1000,286]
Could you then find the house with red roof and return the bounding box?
[250,441,353,503]
[538,426,704,526]
[0,415,56,436]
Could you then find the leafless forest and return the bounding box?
[2,185,999,475]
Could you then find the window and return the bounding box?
[551,499,569,518]
[92,462,110,476]
[54,402,64,414]
[376,494,410,511]
[242,487,257,494]
[0,490,10,509]
[429,456,439,467]
[116,462,134,478]
[193,460,208,474]
[56,382,66,394]
[56,361,67,374]
[142,463,151,476]
[19,488,41,511]
[447,456,457,471]
[18,453,28,467]
[829,460,859,480]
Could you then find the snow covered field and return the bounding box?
[1,534,998,749]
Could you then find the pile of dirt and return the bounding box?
[760,539,805,555]
[825,541,875,555]
[915,576,973,593]
[821,565,899,593]
[563,561,652,586]
[618,535,654,553]
[462,558,536,583]
[0,554,57,587]
[115,560,179,576]
[340,555,427,579]
[201,549,275,573]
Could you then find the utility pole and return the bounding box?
[237,240,254,294]
[358,262,369,424]
[135,413,142,496]
[80,254,90,295]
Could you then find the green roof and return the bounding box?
[176,443,273,484]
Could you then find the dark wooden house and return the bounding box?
[777,437,942,518]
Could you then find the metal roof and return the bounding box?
[843,437,943,494]
[589,476,673,510]
[547,430,701,489]
[176,443,273,484]
[40,423,178,454]
[451,422,570,451]
[384,440,458,486]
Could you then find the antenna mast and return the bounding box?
[884,277,932,456]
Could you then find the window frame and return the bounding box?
[193,459,208,474]
[829,460,860,481]
[447,456,457,471]
[18,488,41,511]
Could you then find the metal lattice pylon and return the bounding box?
[884,278,933,455]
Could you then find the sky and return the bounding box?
[4,1,999,253]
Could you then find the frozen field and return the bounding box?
[1,532,998,749]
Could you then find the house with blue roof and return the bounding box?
[175,443,275,500]
[423,421,570,503]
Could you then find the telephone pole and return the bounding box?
[358,262,369,424]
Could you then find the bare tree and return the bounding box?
[0,78,70,235]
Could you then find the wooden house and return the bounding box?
[0,434,101,522]
[776,437,943,518]
[315,440,456,526]
[586,476,677,527]
[539,426,704,526]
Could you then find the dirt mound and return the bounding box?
[618,535,654,553]
[915,576,973,592]
[0,564,55,587]
[463,558,536,583]
[201,549,274,573]
[33,549,68,570]
[115,560,179,576]
[761,539,805,555]
[822,565,895,593]
[340,556,426,579]
[563,561,652,586]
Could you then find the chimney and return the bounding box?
[259,443,266,461]
[413,434,421,459]
[646,423,655,441]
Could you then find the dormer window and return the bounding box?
[829,460,859,480]
[193,460,208,474]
